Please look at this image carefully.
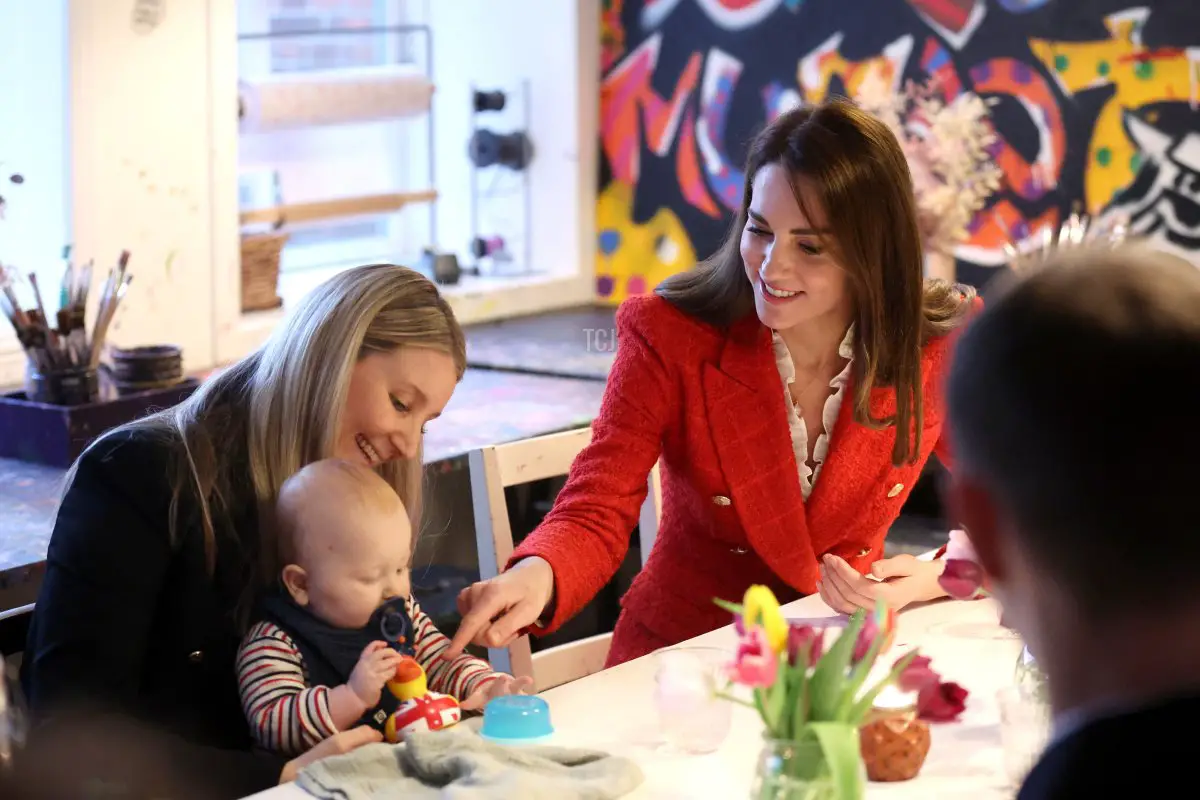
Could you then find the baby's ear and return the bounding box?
[281,564,310,605]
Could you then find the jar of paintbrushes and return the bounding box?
[2,247,134,406]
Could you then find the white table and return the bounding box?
[251,595,1023,799]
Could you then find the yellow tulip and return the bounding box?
[742,584,787,653]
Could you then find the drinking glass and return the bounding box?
[652,646,733,754]
[997,684,1050,788]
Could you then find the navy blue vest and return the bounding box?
[258,591,417,733]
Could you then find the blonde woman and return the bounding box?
[20,265,465,796]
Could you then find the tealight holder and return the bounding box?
[859,686,930,782]
[479,694,554,745]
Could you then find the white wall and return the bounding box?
[0,0,70,383]
[0,0,599,387]
[66,0,220,378]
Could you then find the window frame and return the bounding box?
[236,0,418,294]
[211,0,599,366]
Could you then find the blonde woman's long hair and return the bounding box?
[71,264,465,621]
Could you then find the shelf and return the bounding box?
[239,189,438,226]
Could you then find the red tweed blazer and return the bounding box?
[508,293,965,666]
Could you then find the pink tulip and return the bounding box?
[727,626,779,688]
[852,603,896,664]
[895,654,941,693]
[786,624,823,667]
[939,558,986,600]
[852,616,878,663]
[943,529,978,563]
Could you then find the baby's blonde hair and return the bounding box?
[276,458,408,566]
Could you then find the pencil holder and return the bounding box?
[26,366,101,406]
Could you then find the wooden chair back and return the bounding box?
[468,427,661,691]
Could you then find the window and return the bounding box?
[236,0,429,298]
[0,0,69,376]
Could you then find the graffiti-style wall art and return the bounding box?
[595,0,1200,304]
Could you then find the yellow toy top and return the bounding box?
[386,656,428,702]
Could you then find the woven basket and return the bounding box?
[240,231,288,312]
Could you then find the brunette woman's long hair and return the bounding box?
[657,97,975,466]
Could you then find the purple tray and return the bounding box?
[0,377,200,467]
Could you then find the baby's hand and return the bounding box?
[348,641,404,707]
[459,673,535,711]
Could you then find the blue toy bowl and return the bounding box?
[479,695,554,745]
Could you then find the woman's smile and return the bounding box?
[759,276,804,304]
[355,433,384,465]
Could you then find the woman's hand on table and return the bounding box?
[817,553,948,615]
[444,556,556,659]
[279,726,383,784]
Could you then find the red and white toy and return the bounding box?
[383,656,462,743]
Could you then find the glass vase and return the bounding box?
[751,734,865,800]
[1014,643,1048,704]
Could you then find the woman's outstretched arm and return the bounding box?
[447,296,676,656]
[508,298,676,632]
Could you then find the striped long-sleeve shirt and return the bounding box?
[236,596,498,755]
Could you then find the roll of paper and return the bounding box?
[239,65,433,132]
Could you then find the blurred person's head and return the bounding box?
[944,243,1200,711]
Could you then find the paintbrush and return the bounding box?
[58,244,73,310]
[0,268,52,371]
[0,288,21,337]
[45,245,87,365]
[23,309,55,371]
[86,252,134,368]
[115,249,130,290]
[26,273,66,367]
[78,258,94,308]
[0,267,26,329]
[88,274,133,369]
[55,305,85,365]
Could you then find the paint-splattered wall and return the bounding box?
[595,0,1200,305]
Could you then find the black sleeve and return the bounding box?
[21,430,288,796]
[24,431,175,709]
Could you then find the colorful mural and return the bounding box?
[596,180,696,303]
[595,0,1200,303]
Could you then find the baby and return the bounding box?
[236,459,531,756]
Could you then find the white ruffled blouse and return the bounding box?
[771,325,855,500]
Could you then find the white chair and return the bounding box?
[469,426,661,691]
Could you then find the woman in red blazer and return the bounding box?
[449,98,978,667]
